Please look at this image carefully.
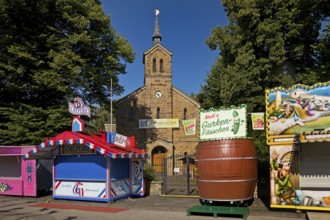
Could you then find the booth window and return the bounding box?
[0,156,21,177]
[157,107,160,119]
[110,158,129,180]
[183,108,187,120]
[152,58,157,72]
[159,59,164,72]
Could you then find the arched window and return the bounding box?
[183,108,187,120]
[157,107,160,119]
[153,58,157,72]
[159,59,164,72]
[128,107,134,120]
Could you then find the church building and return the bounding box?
[115,11,200,164]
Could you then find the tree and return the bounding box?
[197,0,330,112]
[197,1,330,181]
[0,0,135,145]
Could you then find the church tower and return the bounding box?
[115,10,200,157]
[142,9,174,144]
[143,10,172,110]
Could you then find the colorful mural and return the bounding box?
[270,145,330,208]
[267,82,330,211]
[132,159,144,196]
[266,82,330,139]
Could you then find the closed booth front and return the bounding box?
[54,155,108,201]
[25,130,149,202]
[0,146,52,197]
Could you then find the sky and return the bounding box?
[100,0,228,99]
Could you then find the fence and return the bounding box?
[148,153,198,196]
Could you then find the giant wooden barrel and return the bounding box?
[196,139,257,203]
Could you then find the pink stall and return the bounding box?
[0,146,52,197]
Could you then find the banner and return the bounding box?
[251,113,265,130]
[182,119,196,135]
[199,105,247,141]
[139,119,179,129]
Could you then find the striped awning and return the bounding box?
[24,131,149,160]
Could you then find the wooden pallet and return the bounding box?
[187,205,249,219]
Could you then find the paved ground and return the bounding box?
[0,194,312,220]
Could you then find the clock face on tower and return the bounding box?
[154,90,163,99]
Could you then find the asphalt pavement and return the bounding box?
[0,194,310,220]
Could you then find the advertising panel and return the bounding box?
[182,119,197,135]
[54,181,106,198]
[266,82,330,142]
[251,113,265,130]
[199,105,247,141]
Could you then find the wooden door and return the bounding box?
[153,153,167,173]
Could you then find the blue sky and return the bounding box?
[100,0,228,99]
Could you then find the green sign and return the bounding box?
[199,105,247,141]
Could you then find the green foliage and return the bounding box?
[0,0,135,145]
[143,162,155,182]
[197,0,330,171]
[198,0,330,112]
[85,106,112,133]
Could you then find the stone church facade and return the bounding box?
[115,13,200,160]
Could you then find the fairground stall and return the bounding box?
[266,82,330,211]
[24,97,149,202]
[0,146,52,197]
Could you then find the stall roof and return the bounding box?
[24,131,149,160]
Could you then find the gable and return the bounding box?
[172,87,200,108]
[143,44,172,64]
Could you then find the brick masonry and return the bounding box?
[116,43,200,157]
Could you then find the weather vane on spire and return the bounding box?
[153,9,162,44]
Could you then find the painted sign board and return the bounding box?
[270,144,330,209]
[251,113,265,130]
[61,145,93,155]
[107,132,136,148]
[54,180,106,199]
[199,105,247,141]
[182,119,197,135]
[266,82,330,143]
[0,147,21,155]
[68,97,91,118]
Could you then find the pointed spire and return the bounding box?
[153,9,162,44]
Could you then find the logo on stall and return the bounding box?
[73,182,84,197]
[68,97,91,118]
[0,182,13,192]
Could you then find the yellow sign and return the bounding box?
[139,119,179,129]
